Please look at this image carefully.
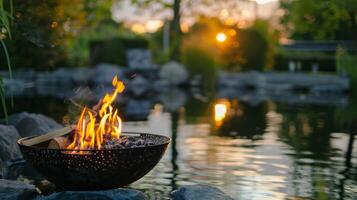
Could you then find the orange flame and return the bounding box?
[67,76,125,150]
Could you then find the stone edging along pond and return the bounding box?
[0,179,234,200]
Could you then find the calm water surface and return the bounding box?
[8,87,357,200]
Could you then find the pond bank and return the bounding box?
[219,71,349,93]
[1,66,350,98]
[0,178,233,200]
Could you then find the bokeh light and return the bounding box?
[216,33,227,42]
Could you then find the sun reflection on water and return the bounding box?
[127,100,357,200]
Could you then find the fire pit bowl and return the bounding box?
[18,132,170,190]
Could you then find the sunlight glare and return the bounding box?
[216,33,227,42]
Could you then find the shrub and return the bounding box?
[0,0,86,70]
[89,37,148,66]
[182,47,218,92]
[336,48,357,89]
[232,29,268,71]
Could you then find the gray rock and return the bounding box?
[93,64,122,85]
[126,49,153,69]
[73,67,93,84]
[0,125,24,178]
[172,185,234,200]
[130,75,149,96]
[159,61,188,85]
[2,163,25,180]
[0,125,23,162]
[9,112,63,137]
[52,68,74,85]
[0,179,39,200]
[2,78,26,96]
[35,189,146,200]
[36,72,57,86]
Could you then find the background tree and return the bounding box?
[129,0,182,60]
[128,0,248,60]
[1,0,86,69]
[280,0,356,41]
[1,0,119,69]
[332,0,357,42]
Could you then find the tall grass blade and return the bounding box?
[0,78,8,123]
[0,39,13,108]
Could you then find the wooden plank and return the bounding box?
[22,126,73,146]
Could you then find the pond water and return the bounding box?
[7,86,357,199]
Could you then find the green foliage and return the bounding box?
[90,37,148,66]
[335,48,357,129]
[129,0,181,60]
[248,20,279,71]
[224,28,268,71]
[0,0,13,123]
[0,0,87,69]
[182,47,218,92]
[280,0,355,40]
[0,0,121,69]
[336,48,357,88]
[184,17,276,72]
[90,38,125,66]
[182,17,232,71]
[64,0,125,66]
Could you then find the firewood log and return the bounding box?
[48,136,70,149]
[21,126,73,146]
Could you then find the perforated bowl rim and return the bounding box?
[17,132,171,152]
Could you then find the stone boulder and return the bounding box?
[93,64,122,85]
[2,78,26,96]
[172,185,234,200]
[130,75,149,96]
[72,67,94,84]
[159,61,188,85]
[9,112,63,137]
[35,189,146,200]
[52,68,74,85]
[0,179,39,200]
[0,125,24,178]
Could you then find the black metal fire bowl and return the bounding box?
[18,132,170,190]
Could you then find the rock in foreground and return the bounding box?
[0,125,24,179]
[0,179,39,200]
[0,125,23,162]
[172,185,234,200]
[9,112,63,137]
[35,189,146,200]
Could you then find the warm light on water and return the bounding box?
[214,103,227,122]
[126,100,357,199]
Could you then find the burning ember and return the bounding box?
[66,76,125,150]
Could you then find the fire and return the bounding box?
[66,76,125,150]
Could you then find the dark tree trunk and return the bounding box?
[172,0,181,35]
[170,0,181,61]
[348,11,357,44]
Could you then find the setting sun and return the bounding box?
[216,32,227,42]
